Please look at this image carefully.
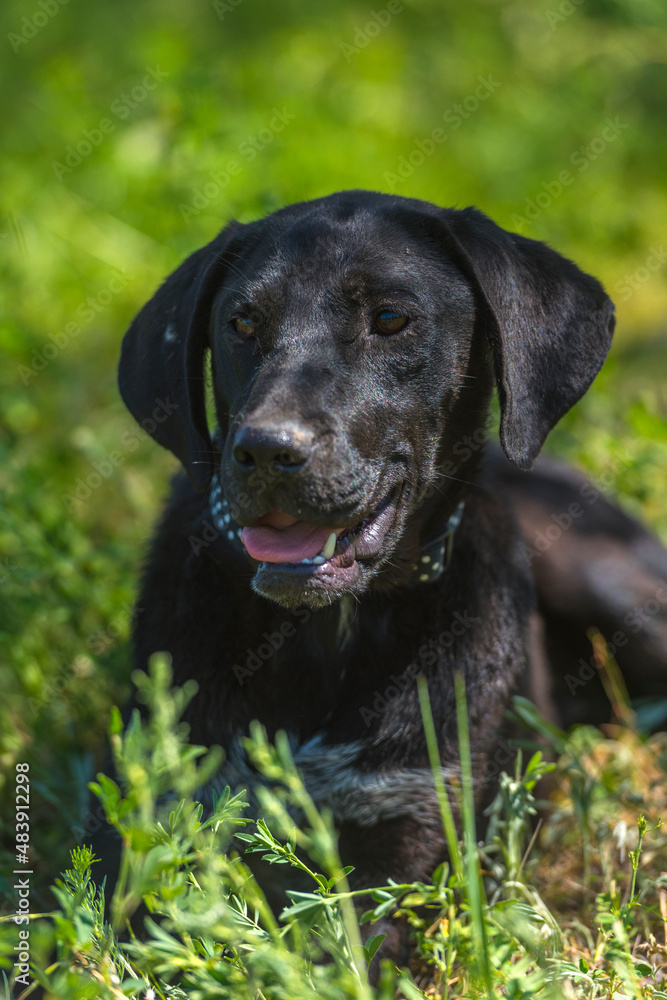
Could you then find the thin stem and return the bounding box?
[454,672,493,998]
[417,677,463,884]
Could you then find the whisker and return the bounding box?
[433,471,490,492]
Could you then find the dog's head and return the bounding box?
[119,191,614,607]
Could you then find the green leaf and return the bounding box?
[281,890,331,922]
[363,932,386,962]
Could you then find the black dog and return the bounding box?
[113,190,665,969]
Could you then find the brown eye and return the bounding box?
[375,311,408,335]
[234,316,256,337]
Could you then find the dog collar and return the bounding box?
[408,501,464,584]
[208,472,463,586]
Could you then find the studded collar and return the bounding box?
[207,471,464,586]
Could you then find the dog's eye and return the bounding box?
[234,316,256,337]
[374,311,408,335]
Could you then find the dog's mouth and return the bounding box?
[241,493,395,566]
[240,489,400,605]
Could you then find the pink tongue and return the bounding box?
[241,511,339,564]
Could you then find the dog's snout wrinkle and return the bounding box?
[232,421,316,474]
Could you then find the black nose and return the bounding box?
[232,422,316,473]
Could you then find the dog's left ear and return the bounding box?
[442,207,615,470]
[118,222,244,491]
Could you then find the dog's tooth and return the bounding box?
[312,555,326,565]
[322,532,337,560]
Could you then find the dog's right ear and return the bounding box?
[118,222,244,491]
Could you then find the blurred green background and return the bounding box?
[1,0,666,908]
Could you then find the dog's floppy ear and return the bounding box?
[118,223,243,491]
[442,207,615,470]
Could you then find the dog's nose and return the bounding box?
[232,423,316,473]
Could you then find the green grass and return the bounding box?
[5,657,667,998]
